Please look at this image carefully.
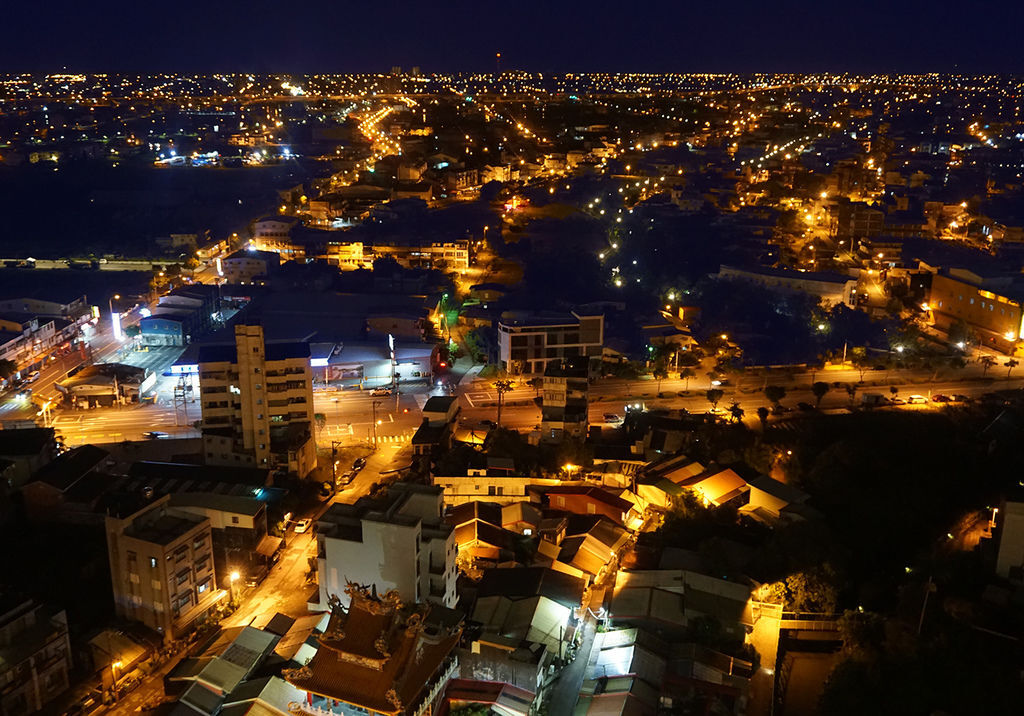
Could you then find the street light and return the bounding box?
[229,570,240,604]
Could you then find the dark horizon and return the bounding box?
[6,0,1024,75]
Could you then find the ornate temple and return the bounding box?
[284,582,461,716]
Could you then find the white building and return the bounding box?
[314,483,457,610]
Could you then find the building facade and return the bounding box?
[198,325,317,476]
[315,484,457,610]
[105,494,220,643]
[498,311,604,375]
[0,596,72,715]
[541,357,590,443]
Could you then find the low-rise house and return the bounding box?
[535,485,639,527]
[471,567,586,659]
[0,427,57,489]
[610,570,751,640]
[738,475,816,526]
[21,444,111,521]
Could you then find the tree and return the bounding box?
[728,402,745,423]
[493,379,514,427]
[889,385,899,398]
[527,377,543,396]
[680,366,696,390]
[314,413,326,435]
[756,405,770,428]
[653,365,669,393]
[764,385,787,410]
[850,346,872,381]
[0,359,16,380]
[812,381,830,407]
[705,388,724,411]
[980,355,996,375]
[845,382,858,404]
[1005,358,1019,378]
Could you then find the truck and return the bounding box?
[861,393,887,408]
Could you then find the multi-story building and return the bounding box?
[541,357,590,443]
[0,595,72,715]
[249,216,300,257]
[497,310,604,375]
[315,483,457,610]
[198,324,316,477]
[370,238,470,271]
[105,493,220,643]
[221,249,280,285]
[926,269,1024,354]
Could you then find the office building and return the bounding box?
[105,493,221,643]
[198,324,316,477]
[927,269,1024,354]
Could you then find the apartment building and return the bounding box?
[315,483,457,610]
[371,238,470,271]
[198,324,316,477]
[541,357,590,443]
[105,493,220,643]
[497,310,604,375]
[0,595,72,715]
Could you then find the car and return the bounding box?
[370,387,392,396]
[907,394,928,404]
[890,397,906,405]
[480,419,496,428]
[352,456,367,472]
[339,470,355,486]
[293,518,312,534]
[603,413,623,424]
[932,394,951,403]
[796,402,815,411]
[143,431,169,439]
[26,370,40,383]
[15,387,31,400]
[953,394,971,403]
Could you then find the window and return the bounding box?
[231,515,239,524]
[150,557,157,569]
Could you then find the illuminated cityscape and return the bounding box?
[2,5,1024,716]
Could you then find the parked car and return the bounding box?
[352,456,367,472]
[796,402,815,411]
[293,518,312,534]
[370,387,392,396]
[932,394,951,403]
[952,394,971,403]
[907,394,928,404]
[603,413,623,424]
[480,419,496,428]
[26,370,40,383]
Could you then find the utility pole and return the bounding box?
[371,400,383,448]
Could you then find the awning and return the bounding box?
[255,534,283,558]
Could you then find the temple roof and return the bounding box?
[283,583,461,715]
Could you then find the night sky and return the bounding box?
[7,0,1024,73]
